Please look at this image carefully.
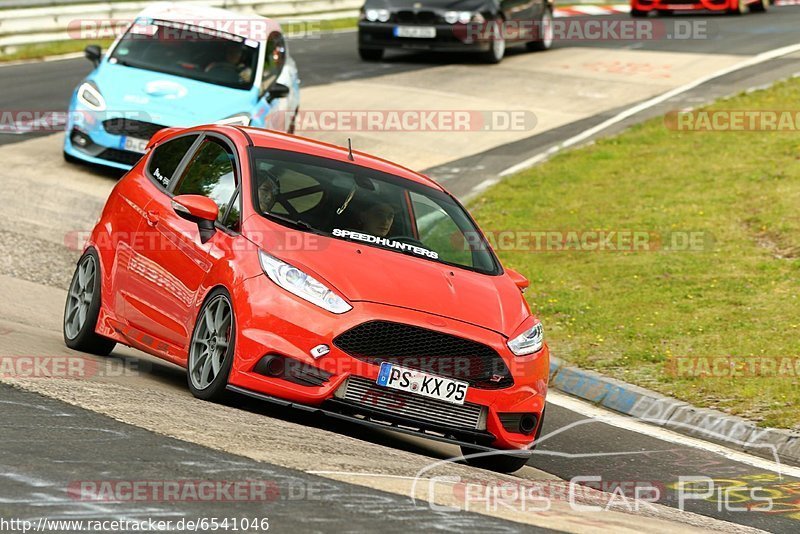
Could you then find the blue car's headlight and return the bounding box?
[77,81,106,111]
[259,250,352,314]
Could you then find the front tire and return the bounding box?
[483,18,506,64]
[728,0,747,14]
[359,47,384,61]
[527,7,554,52]
[63,151,81,165]
[187,288,235,402]
[63,249,116,356]
[460,447,531,473]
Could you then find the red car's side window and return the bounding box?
[147,134,198,189]
[172,139,238,225]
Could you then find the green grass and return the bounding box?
[0,17,357,63]
[0,39,115,63]
[471,77,800,429]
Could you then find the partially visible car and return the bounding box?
[358,0,554,64]
[64,2,300,170]
[630,0,769,16]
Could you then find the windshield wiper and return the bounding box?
[263,212,321,234]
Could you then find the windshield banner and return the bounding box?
[332,229,439,259]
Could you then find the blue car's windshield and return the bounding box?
[109,19,259,90]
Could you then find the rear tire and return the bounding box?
[630,9,648,17]
[359,47,384,61]
[526,7,554,52]
[187,288,236,402]
[460,447,531,473]
[63,249,116,356]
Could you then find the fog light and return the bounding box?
[71,130,90,148]
[498,413,538,435]
[254,355,285,377]
[519,414,537,434]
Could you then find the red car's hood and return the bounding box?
[260,228,530,336]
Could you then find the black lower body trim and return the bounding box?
[226,384,530,457]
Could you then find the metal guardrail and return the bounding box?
[0,0,362,50]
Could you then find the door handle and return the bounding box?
[145,210,159,227]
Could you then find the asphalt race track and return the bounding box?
[2,6,800,533]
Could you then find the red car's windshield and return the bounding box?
[249,147,500,275]
[109,19,259,90]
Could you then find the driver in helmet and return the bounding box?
[357,197,395,237]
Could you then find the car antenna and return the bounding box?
[347,138,355,161]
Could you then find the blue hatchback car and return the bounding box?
[64,3,300,170]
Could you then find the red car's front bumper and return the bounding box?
[228,274,549,451]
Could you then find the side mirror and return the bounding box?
[172,195,219,244]
[266,82,290,102]
[506,268,530,292]
[85,45,102,67]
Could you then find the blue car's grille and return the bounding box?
[98,148,143,166]
[102,119,165,140]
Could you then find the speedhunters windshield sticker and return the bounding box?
[332,229,439,259]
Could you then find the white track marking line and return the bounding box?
[547,391,800,478]
[494,43,800,182]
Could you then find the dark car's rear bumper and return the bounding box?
[358,22,492,52]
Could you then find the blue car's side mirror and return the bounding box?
[266,83,290,102]
[85,45,102,67]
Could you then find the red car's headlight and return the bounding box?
[258,250,352,314]
[507,321,544,356]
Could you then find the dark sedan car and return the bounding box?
[358,0,554,63]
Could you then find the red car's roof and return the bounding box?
[237,126,446,192]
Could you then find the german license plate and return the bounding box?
[122,136,148,153]
[376,362,468,405]
[395,26,436,39]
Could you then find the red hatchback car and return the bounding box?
[63,125,549,472]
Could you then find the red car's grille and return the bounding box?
[333,320,514,389]
[337,376,486,430]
